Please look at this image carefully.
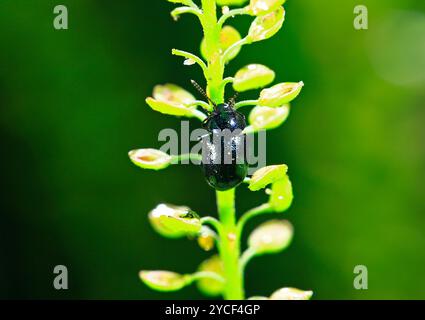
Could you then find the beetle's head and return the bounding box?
[226,91,238,110]
[216,91,239,112]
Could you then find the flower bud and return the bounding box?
[146,84,196,117]
[196,255,224,296]
[201,26,242,62]
[247,105,289,132]
[139,270,189,292]
[128,149,172,170]
[248,7,285,42]
[233,64,275,92]
[258,81,304,107]
[247,0,287,16]
[149,204,202,238]
[197,226,216,251]
[248,220,293,255]
[270,287,313,300]
[249,164,288,191]
[269,175,293,212]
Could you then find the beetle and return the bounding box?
[191,80,248,191]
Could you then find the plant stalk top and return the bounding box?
[129,0,312,300]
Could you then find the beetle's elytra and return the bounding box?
[191,81,248,191]
[202,103,248,191]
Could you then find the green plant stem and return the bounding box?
[217,8,248,28]
[235,100,259,109]
[173,153,203,163]
[221,77,234,91]
[200,216,222,233]
[191,109,208,121]
[200,0,225,104]
[200,0,244,300]
[171,6,203,21]
[188,100,213,111]
[190,271,225,283]
[222,37,249,64]
[216,189,244,300]
[172,49,209,78]
[239,247,257,272]
[237,203,272,236]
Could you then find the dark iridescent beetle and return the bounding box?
[191,80,248,191]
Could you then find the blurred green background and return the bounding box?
[1,0,425,299]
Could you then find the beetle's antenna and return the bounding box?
[191,80,217,110]
[228,91,239,109]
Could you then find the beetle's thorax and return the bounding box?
[216,103,232,112]
[205,107,246,131]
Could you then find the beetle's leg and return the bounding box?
[199,107,211,116]
[197,131,212,142]
[202,117,209,126]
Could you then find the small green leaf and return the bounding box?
[248,220,293,254]
[146,84,196,117]
[139,270,189,292]
[149,204,201,238]
[258,81,304,107]
[201,26,242,62]
[270,287,313,300]
[247,105,290,133]
[197,226,215,251]
[247,0,286,16]
[269,175,293,212]
[248,7,285,42]
[217,0,249,6]
[249,164,288,191]
[197,255,224,297]
[233,64,275,92]
[129,148,172,170]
